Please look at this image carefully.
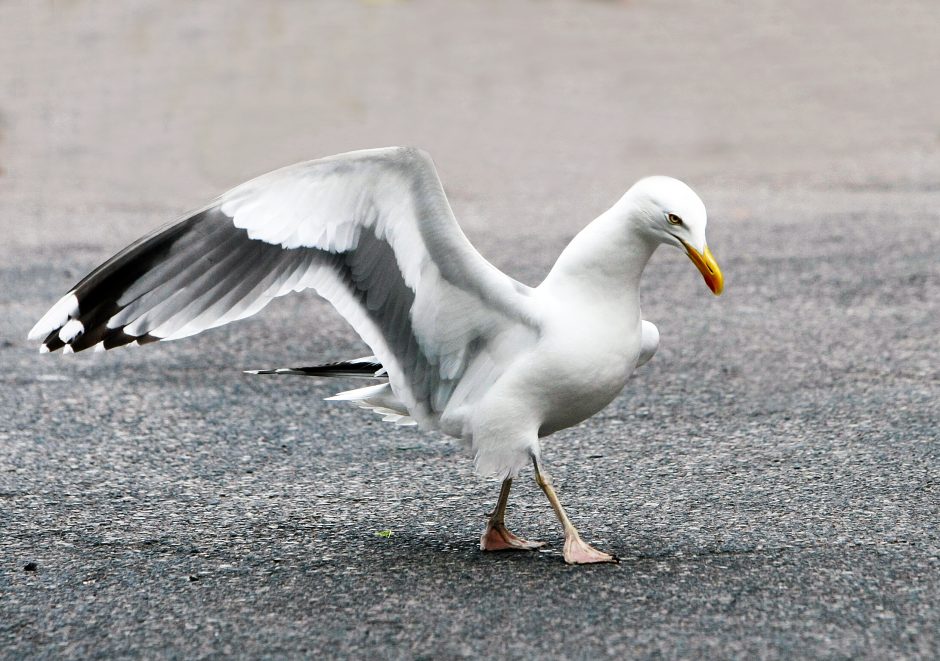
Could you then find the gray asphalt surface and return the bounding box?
[2,1,939,659]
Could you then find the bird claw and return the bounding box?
[480,521,546,552]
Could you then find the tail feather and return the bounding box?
[247,358,414,426]
[244,356,386,379]
[326,382,415,426]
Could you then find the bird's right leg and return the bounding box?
[480,478,545,551]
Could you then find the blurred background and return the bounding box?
[3,0,940,260]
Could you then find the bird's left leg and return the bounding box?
[480,478,545,551]
[532,456,619,565]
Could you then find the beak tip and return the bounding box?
[684,241,724,297]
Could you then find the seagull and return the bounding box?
[28,147,723,564]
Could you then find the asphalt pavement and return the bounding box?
[1,2,938,658]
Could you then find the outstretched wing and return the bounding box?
[29,147,539,424]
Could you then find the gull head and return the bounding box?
[625,176,724,295]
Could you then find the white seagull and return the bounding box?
[29,147,723,564]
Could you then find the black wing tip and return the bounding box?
[38,325,160,354]
[244,360,386,379]
[32,208,211,355]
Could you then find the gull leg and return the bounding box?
[532,457,619,565]
[480,478,545,552]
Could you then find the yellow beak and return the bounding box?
[682,241,724,295]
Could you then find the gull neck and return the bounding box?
[539,203,658,302]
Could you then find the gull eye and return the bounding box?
[667,213,683,226]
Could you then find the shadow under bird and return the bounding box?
[29,147,723,564]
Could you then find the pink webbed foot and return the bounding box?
[480,521,546,552]
[562,535,619,565]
